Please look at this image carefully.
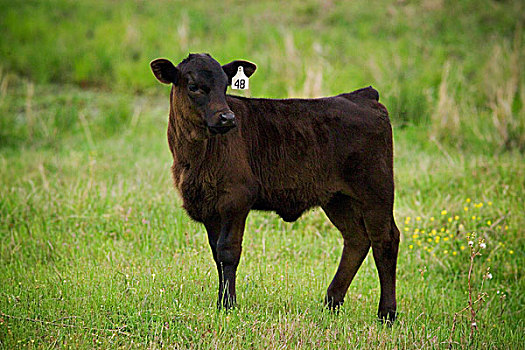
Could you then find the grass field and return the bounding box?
[1,0,524,348]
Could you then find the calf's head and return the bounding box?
[150,53,256,135]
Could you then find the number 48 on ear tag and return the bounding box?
[231,66,249,90]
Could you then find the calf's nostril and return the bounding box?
[219,113,236,126]
[220,113,235,122]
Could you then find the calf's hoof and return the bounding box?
[324,295,344,312]
[217,296,236,310]
[378,308,397,323]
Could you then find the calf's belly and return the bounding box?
[252,187,335,222]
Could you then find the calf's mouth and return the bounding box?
[207,111,237,135]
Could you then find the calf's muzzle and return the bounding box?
[208,110,236,135]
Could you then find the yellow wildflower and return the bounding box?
[441,210,447,215]
[466,198,471,203]
[409,245,414,249]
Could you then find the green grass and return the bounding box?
[1,0,524,153]
[1,78,523,350]
[1,0,524,348]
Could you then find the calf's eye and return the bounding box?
[188,84,199,92]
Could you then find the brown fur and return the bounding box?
[151,53,400,321]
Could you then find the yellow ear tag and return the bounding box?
[231,66,249,90]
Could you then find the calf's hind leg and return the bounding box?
[322,195,371,309]
[363,210,400,321]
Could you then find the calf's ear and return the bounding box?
[222,60,257,84]
[150,59,179,85]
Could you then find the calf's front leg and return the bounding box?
[205,208,249,309]
[205,183,256,309]
[216,214,247,308]
[204,220,222,303]
[217,216,246,309]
